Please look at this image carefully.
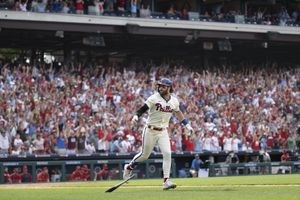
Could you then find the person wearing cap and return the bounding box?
[190,154,204,177]
[10,168,22,183]
[20,165,32,183]
[37,167,50,182]
[98,163,110,180]
[81,164,94,181]
[70,165,82,181]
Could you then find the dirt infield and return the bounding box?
[1,184,300,189]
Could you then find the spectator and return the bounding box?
[287,133,297,152]
[0,129,10,155]
[10,168,22,183]
[120,136,131,153]
[52,0,62,12]
[226,151,239,175]
[167,4,176,17]
[70,165,82,181]
[20,166,32,183]
[193,131,202,152]
[110,137,122,153]
[183,135,194,151]
[279,151,290,174]
[93,0,104,15]
[32,134,45,154]
[130,0,137,17]
[211,130,220,152]
[232,134,241,152]
[3,167,11,183]
[19,0,28,11]
[280,150,290,162]
[105,0,115,12]
[259,150,271,174]
[67,130,77,154]
[98,163,110,180]
[278,6,290,26]
[85,140,96,153]
[4,0,300,27]
[97,134,109,153]
[50,168,62,182]
[140,4,150,18]
[81,164,95,181]
[61,1,70,14]
[12,133,24,155]
[75,0,84,14]
[202,133,212,151]
[189,154,204,177]
[181,8,189,20]
[55,130,67,155]
[77,130,87,154]
[37,167,50,182]
[223,132,232,152]
[117,0,125,11]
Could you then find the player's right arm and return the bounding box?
[132,104,149,123]
[132,95,154,123]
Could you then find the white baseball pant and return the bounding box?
[129,127,171,178]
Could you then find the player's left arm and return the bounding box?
[173,110,185,122]
[174,110,194,135]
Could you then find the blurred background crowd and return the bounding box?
[0,60,299,156]
[0,0,300,26]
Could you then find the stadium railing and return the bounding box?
[0,159,176,184]
[209,161,300,177]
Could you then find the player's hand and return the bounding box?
[185,124,194,136]
[131,115,139,125]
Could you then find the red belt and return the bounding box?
[147,125,164,131]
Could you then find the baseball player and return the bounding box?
[123,78,194,190]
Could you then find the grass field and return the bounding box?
[1,174,300,200]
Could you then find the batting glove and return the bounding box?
[185,124,194,136]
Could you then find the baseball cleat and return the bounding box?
[163,179,177,190]
[123,164,133,180]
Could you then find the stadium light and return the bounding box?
[55,31,64,38]
[184,33,194,44]
[203,42,213,50]
[262,42,268,48]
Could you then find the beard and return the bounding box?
[158,88,168,96]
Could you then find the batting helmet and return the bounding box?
[157,78,174,93]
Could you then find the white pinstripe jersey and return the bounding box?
[145,92,180,128]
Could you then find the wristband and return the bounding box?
[181,119,188,126]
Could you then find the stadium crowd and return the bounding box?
[0,60,299,156]
[0,0,300,26]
